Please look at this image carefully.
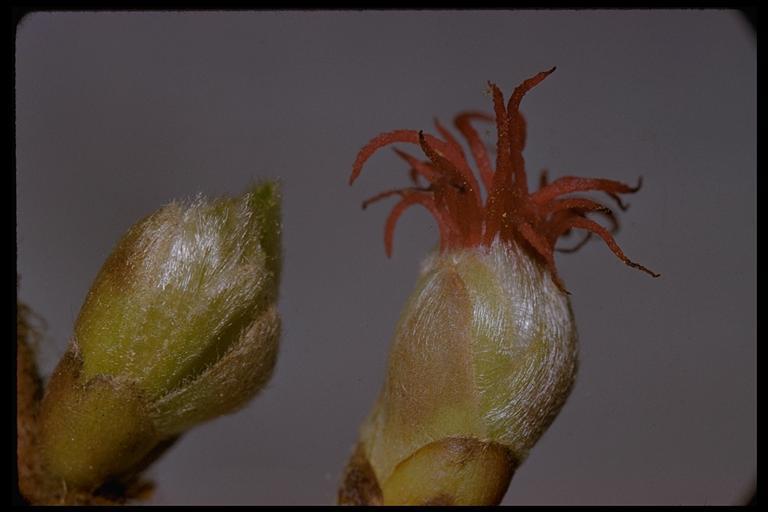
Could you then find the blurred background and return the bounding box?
[15,10,755,505]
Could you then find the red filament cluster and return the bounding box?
[350,68,658,291]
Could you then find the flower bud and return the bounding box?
[343,69,657,504]
[38,182,281,491]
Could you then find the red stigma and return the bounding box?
[350,68,659,292]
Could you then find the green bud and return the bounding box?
[39,182,282,491]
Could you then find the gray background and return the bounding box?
[16,10,755,505]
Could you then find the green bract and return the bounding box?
[39,182,282,490]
